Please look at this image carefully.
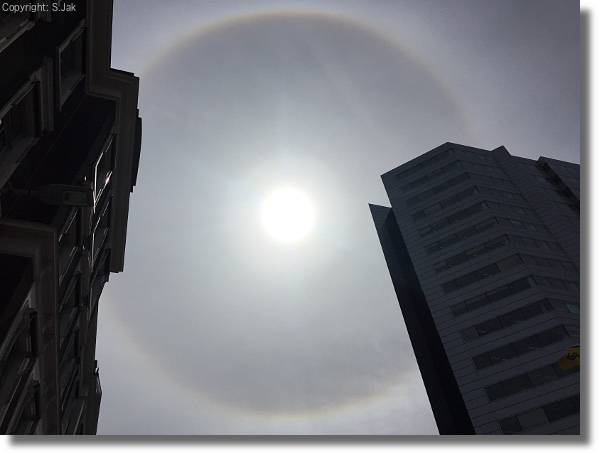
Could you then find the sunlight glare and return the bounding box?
[261,188,315,242]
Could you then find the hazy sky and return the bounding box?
[94,0,580,435]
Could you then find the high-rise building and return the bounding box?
[370,143,580,435]
[0,0,141,434]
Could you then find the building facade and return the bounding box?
[370,143,579,435]
[0,0,141,434]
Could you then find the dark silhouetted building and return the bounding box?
[370,143,579,435]
[0,0,141,434]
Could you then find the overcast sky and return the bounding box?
[93,0,580,435]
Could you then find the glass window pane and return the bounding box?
[521,237,538,248]
[498,308,526,327]
[466,202,486,216]
[543,397,578,422]
[521,300,549,318]
[508,276,536,293]
[499,416,522,434]
[465,295,489,312]
[565,302,580,314]
[423,203,442,215]
[502,374,533,396]
[476,318,503,336]
[497,254,523,271]
[456,226,477,241]
[489,344,517,364]
[475,218,497,232]
[432,218,450,231]
[454,272,478,289]
[517,408,549,431]
[485,382,506,402]
[487,285,512,303]
[434,261,448,273]
[451,303,468,317]
[438,236,457,249]
[537,326,569,346]
[465,245,486,258]
[473,353,492,370]
[520,254,538,266]
[528,365,558,386]
[447,210,466,224]
[442,281,458,293]
[446,252,468,267]
[461,327,479,342]
[476,263,500,280]
[513,335,542,355]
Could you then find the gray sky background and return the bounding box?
[92,0,580,435]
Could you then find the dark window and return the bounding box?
[517,408,549,431]
[456,226,477,241]
[537,326,569,346]
[453,271,478,289]
[498,308,527,327]
[446,252,468,267]
[461,326,479,342]
[502,374,533,396]
[472,353,492,370]
[499,416,522,434]
[508,276,536,293]
[476,263,499,280]
[528,365,558,386]
[512,335,542,356]
[465,295,489,312]
[543,397,578,422]
[488,344,517,365]
[486,285,512,303]
[485,382,506,401]
[438,236,457,249]
[496,254,522,271]
[476,318,502,337]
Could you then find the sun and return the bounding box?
[261,188,315,242]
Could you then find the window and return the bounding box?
[0,85,40,155]
[94,135,115,202]
[487,364,579,403]
[57,22,85,107]
[472,325,573,370]
[0,0,34,53]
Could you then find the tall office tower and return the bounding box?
[0,1,141,434]
[370,143,579,435]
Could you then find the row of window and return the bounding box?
[395,148,455,182]
[424,216,548,255]
[413,186,479,221]
[442,254,524,294]
[0,85,40,156]
[406,172,470,206]
[471,325,576,370]
[461,297,580,342]
[425,217,499,254]
[486,362,579,403]
[401,159,504,194]
[400,159,462,193]
[434,235,509,273]
[520,253,578,273]
[450,275,580,317]
[407,171,517,208]
[419,201,489,237]
[1,22,84,161]
[434,234,562,273]
[498,394,579,434]
[419,200,536,238]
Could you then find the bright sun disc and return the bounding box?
[261,188,315,242]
